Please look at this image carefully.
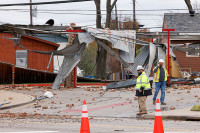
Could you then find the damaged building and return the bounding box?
[163,13,200,73]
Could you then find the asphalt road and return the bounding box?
[0,117,200,133]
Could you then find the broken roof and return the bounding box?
[164,13,200,32]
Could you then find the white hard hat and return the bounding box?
[159,59,164,63]
[137,65,144,70]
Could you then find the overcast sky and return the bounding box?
[0,0,198,31]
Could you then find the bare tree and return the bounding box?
[185,0,195,14]
[94,0,101,28]
[94,0,117,79]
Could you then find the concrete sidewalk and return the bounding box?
[0,85,199,121]
[0,90,36,110]
[143,107,200,121]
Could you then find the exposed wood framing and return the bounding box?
[96,39,129,68]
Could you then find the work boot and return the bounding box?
[161,103,167,105]
[153,100,156,105]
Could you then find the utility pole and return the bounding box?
[132,0,136,29]
[162,28,175,87]
[30,0,33,25]
[115,4,118,30]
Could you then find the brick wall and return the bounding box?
[172,40,200,72]
[106,48,121,74]
[64,68,76,88]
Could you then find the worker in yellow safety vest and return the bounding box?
[153,59,169,105]
[136,65,152,115]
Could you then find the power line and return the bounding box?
[0,0,93,7]
[0,8,190,11]
[135,1,162,28]
[35,12,164,16]
[0,9,165,16]
[0,8,163,20]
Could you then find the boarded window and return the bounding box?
[16,50,28,68]
[186,44,199,57]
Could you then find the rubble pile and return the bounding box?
[0,112,75,120]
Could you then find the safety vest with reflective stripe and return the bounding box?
[136,72,151,90]
[153,67,169,82]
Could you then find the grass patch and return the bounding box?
[191,105,200,111]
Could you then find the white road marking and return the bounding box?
[2,131,59,133]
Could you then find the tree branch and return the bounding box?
[111,0,118,11]
[96,39,129,68]
[94,0,97,6]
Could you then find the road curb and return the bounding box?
[0,96,36,110]
[143,114,200,121]
[0,111,200,121]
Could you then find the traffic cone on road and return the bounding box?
[80,100,90,133]
[153,99,164,133]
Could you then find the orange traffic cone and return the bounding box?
[80,100,90,133]
[153,99,164,133]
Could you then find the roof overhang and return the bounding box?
[137,32,200,41]
[23,34,60,48]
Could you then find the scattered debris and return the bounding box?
[85,88,90,91]
[0,102,11,107]
[110,89,116,92]
[161,107,168,111]
[50,106,58,109]
[42,106,48,109]
[134,97,138,100]
[114,129,124,132]
[43,91,54,98]
[35,105,41,108]
[170,106,176,110]
[102,86,107,90]
[36,96,46,100]
[166,90,170,93]
[66,104,74,108]
[8,97,13,100]
[99,91,105,95]
[174,87,178,89]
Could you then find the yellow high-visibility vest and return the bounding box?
[153,67,169,82]
[136,72,151,90]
